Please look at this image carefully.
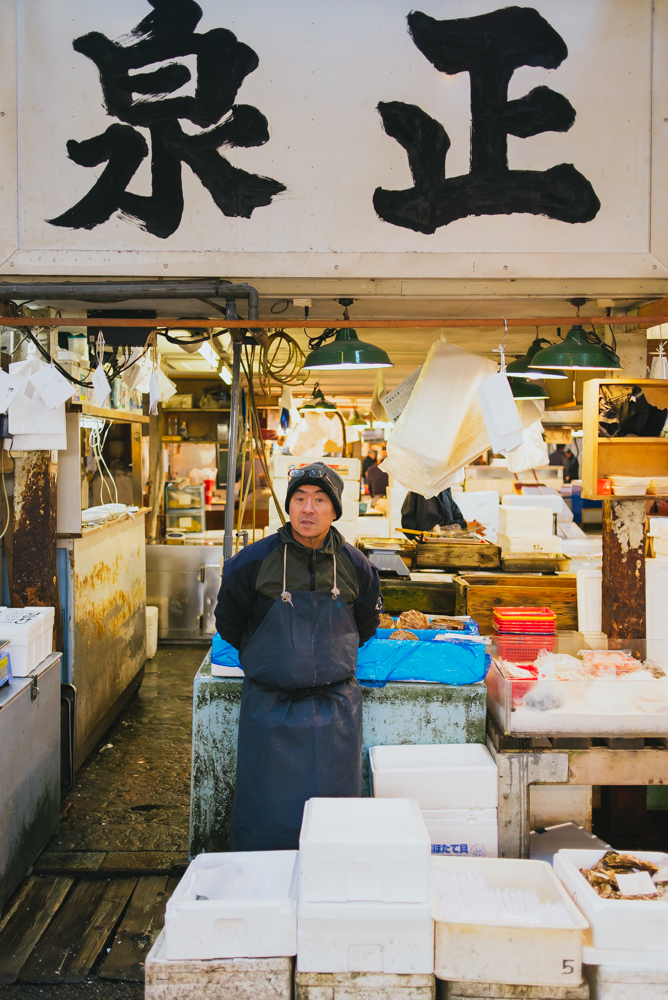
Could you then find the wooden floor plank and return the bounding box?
[33,852,106,876]
[61,878,137,983]
[98,875,177,982]
[0,876,73,985]
[18,880,108,983]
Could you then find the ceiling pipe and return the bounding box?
[0,279,245,302]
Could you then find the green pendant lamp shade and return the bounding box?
[509,376,548,400]
[529,325,621,371]
[299,383,338,412]
[345,409,370,427]
[304,328,393,370]
[506,337,567,380]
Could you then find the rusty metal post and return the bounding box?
[12,450,63,650]
[601,498,646,639]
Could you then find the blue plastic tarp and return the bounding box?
[212,626,489,687]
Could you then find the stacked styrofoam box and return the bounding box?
[446,979,590,1000]
[585,964,668,1000]
[146,931,293,1000]
[268,459,361,540]
[164,850,299,959]
[297,797,434,974]
[0,607,55,676]
[370,744,499,859]
[555,850,668,960]
[455,491,500,543]
[649,516,668,559]
[497,505,561,556]
[295,970,436,1000]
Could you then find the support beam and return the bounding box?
[602,498,646,639]
[12,451,63,650]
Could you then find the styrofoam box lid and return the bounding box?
[502,494,563,514]
[168,850,298,908]
[370,743,497,775]
[300,797,430,846]
[0,606,55,639]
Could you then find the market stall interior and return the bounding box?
[2,282,668,993]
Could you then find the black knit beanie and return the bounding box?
[284,462,344,520]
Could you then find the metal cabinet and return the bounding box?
[0,653,61,909]
[146,545,223,640]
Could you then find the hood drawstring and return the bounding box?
[281,544,341,603]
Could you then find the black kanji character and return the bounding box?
[48,0,285,238]
[373,6,600,234]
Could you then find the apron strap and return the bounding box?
[331,552,341,600]
[281,545,293,605]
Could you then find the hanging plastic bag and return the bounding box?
[7,348,68,449]
[371,369,389,422]
[383,338,496,498]
[288,413,327,457]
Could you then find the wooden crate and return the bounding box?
[453,573,578,633]
[582,379,668,499]
[415,540,500,571]
[296,971,435,1000]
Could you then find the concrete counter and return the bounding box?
[189,653,486,856]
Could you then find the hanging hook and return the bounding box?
[493,318,508,373]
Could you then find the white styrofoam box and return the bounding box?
[335,520,358,544]
[422,808,498,859]
[585,965,668,1000]
[146,931,293,1000]
[299,798,431,903]
[530,823,609,867]
[356,517,390,538]
[432,856,588,987]
[455,491,500,541]
[369,744,498,811]
[0,607,55,676]
[554,849,668,953]
[294,970,436,999]
[164,850,298,960]
[498,505,553,537]
[297,900,434,974]
[502,493,564,516]
[577,569,602,634]
[497,533,563,554]
[649,517,668,537]
[271,456,361,481]
[530,785,592,831]
[146,606,158,659]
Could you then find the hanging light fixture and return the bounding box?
[508,376,548,400]
[303,299,393,370]
[506,334,567,380]
[298,383,339,412]
[529,324,621,371]
[345,409,370,427]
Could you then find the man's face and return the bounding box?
[289,484,336,538]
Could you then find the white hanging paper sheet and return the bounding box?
[478,372,523,453]
[29,366,76,409]
[382,367,422,423]
[383,339,496,498]
[92,365,111,407]
[0,370,23,413]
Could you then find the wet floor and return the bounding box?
[1,644,206,998]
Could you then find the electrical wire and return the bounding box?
[258,331,308,392]
[307,327,337,352]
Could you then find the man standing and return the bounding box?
[549,444,571,483]
[362,448,377,477]
[215,462,381,851]
[401,488,467,532]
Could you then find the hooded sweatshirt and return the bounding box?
[214,523,382,652]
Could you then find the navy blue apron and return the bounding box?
[230,543,362,851]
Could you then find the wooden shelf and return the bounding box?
[162,408,230,413]
[582,379,668,499]
[70,402,149,425]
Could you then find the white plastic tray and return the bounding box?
[432,856,588,987]
[164,850,298,959]
[299,797,431,903]
[370,743,498,810]
[554,849,668,953]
